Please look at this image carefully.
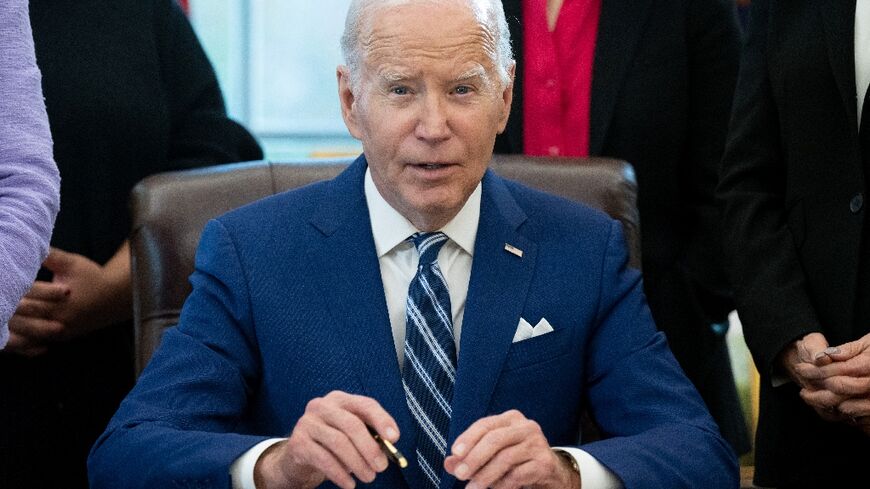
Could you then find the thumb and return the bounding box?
[822,338,866,362]
[43,247,77,274]
[798,332,829,363]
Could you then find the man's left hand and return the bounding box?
[797,332,870,435]
[444,410,579,489]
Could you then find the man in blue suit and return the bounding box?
[87,0,737,488]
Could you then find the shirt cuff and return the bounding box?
[554,446,623,489]
[230,438,286,489]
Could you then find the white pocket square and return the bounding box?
[512,317,555,343]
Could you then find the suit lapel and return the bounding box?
[442,171,538,489]
[818,0,859,133]
[589,0,655,154]
[307,157,423,489]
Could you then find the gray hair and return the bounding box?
[340,0,514,91]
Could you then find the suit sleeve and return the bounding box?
[717,0,821,378]
[579,222,739,489]
[88,219,269,489]
[154,0,263,170]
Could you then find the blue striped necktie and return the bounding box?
[402,232,457,488]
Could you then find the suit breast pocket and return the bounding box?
[502,328,572,372]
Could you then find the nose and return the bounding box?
[414,93,451,143]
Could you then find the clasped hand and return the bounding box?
[4,247,130,356]
[255,391,578,489]
[783,332,870,435]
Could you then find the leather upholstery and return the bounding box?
[129,154,639,375]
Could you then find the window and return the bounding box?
[189,0,361,159]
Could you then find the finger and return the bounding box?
[809,355,870,378]
[800,387,848,412]
[15,297,58,319]
[8,314,64,341]
[311,393,396,474]
[823,339,869,363]
[337,393,400,443]
[837,398,870,419]
[458,425,528,481]
[820,376,870,397]
[295,434,358,489]
[492,460,539,489]
[797,333,829,363]
[793,362,831,384]
[43,247,77,273]
[465,442,530,488]
[3,332,49,357]
[317,403,387,475]
[812,351,834,367]
[450,411,516,463]
[309,422,376,483]
[25,281,70,302]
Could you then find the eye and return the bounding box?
[454,85,472,95]
[390,86,409,95]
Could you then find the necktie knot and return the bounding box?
[411,232,448,266]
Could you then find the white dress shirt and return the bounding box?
[230,168,621,489]
[857,0,870,127]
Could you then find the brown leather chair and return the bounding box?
[129,154,640,375]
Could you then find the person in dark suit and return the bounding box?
[718,0,870,486]
[0,1,262,488]
[87,1,738,488]
[494,0,749,455]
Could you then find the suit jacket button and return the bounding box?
[850,193,864,213]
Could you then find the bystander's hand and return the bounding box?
[4,246,132,356]
[444,409,580,489]
[254,391,398,489]
[797,332,870,436]
[778,332,848,422]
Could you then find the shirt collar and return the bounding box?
[364,167,481,258]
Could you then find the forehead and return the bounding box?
[359,1,498,73]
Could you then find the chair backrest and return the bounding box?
[129,154,639,375]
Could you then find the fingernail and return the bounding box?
[813,351,827,360]
[376,455,388,471]
[456,463,469,478]
[385,427,398,441]
[467,482,480,489]
[453,443,466,456]
[824,347,840,355]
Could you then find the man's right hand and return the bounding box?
[254,391,399,489]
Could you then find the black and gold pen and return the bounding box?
[368,426,408,469]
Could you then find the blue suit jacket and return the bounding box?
[88,156,737,489]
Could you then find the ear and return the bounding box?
[337,66,364,140]
[496,61,516,134]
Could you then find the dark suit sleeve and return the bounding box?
[580,222,738,488]
[88,220,268,489]
[717,0,821,378]
[154,0,263,169]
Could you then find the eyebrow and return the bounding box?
[453,65,487,83]
[378,71,416,84]
[376,65,490,85]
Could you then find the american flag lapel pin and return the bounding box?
[504,243,523,258]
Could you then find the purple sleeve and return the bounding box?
[0,0,61,346]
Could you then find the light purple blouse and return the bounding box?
[0,0,61,347]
